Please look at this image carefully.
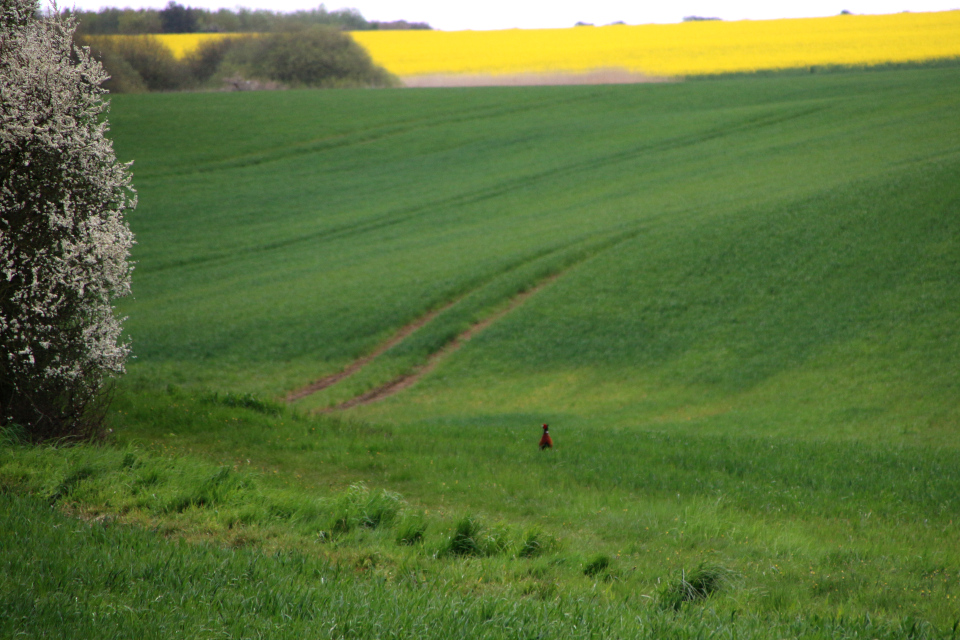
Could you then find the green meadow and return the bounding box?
[3,66,960,638]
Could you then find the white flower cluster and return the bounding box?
[1,1,136,437]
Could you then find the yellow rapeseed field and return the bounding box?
[109,11,960,77]
[351,11,960,77]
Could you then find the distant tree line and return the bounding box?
[77,27,398,93]
[64,2,431,36]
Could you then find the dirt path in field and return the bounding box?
[402,68,676,88]
[284,299,460,402]
[317,274,559,412]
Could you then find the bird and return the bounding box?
[539,424,553,450]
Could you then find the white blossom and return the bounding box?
[1,0,136,439]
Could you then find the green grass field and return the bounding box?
[3,66,960,638]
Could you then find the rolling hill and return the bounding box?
[3,66,959,637]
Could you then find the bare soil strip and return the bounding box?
[318,275,560,412]
[289,230,638,405]
[285,300,459,402]
[402,68,676,88]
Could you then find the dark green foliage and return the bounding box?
[583,554,612,577]
[0,423,26,446]
[202,391,282,415]
[78,28,395,92]
[66,4,428,35]
[183,34,241,83]
[79,34,190,92]
[89,45,148,93]
[108,35,188,90]
[158,1,197,34]
[224,27,396,88]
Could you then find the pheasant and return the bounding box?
[539,424,553,450]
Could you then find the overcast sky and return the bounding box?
[61,1,960,31]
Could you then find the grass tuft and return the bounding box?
[395,511,426,545]
[326,482,402,536]
[165,466,242,513]
[446,515,485,556]
[657,562,733,610]
[0,423,26,446]
[443,514,510,557]
[518,526,554,558]
[583,553,613,578]
[203,391,283,416]
[49,465,98,504]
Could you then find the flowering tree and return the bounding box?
[1,0,136,441]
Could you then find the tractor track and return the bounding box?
[317,274,559,413]
[284,299,459,402]
[287,225,643,411]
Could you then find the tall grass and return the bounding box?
[10,385,951,625]
[6,491,951,639]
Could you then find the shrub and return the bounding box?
[184,35,250,84]
[1,1,135,441]
[79,41,148,93]
[77,27,395,93]
[224,27,397,89]
[80,34,191,92]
